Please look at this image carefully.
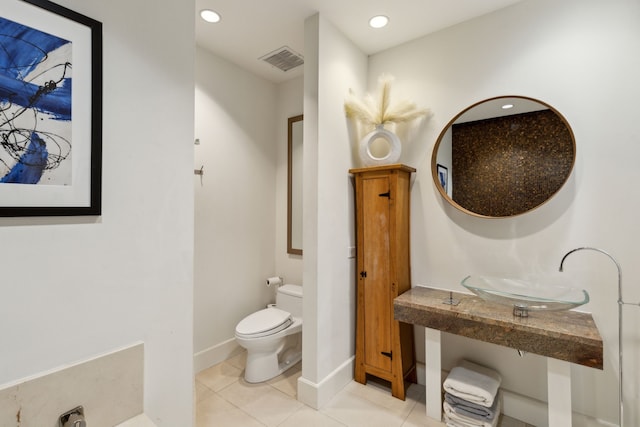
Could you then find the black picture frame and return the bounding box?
[0,0,102,216]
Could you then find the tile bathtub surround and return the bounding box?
[196,352,534,427]
[0,343,143,427]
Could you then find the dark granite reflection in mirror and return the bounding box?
[452,110,574,217]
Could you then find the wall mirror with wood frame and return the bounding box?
[431,96,575,218]
[288,114,303,255]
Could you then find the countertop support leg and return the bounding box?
[425,327,442,421]
[547,358,572,427]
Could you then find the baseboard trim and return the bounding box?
[297,356,354,410]
[193,338,244,373]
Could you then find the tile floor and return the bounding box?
[195,352,534,427]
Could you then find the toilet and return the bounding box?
[235,284,302,383]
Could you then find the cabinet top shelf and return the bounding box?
[394,286,603,369]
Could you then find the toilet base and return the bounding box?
[243,335,302,383]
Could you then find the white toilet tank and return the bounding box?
[276,284,302,317]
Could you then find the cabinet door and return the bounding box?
[361,175,392,372]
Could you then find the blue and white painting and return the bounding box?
[0,16,72,185]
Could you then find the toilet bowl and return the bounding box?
[235,284,302,383]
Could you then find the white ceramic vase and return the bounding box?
[358,125,401,167]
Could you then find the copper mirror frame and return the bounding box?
[431,96,576,218]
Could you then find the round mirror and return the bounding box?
[431,96,575,218]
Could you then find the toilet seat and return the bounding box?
[235,307,292,339]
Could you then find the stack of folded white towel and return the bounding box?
[442,360,502,427]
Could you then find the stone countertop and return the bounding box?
[394,286,603,369]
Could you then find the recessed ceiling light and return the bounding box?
[200,9,221,23]
[369,15,389,29]
[501,103,514,109]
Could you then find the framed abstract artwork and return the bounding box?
[0,0,102,216]
[437,164,448,194]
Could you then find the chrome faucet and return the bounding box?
[559,247,630,427]
[559,247,622,305]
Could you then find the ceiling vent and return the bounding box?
[260,46,304,72]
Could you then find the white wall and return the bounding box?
[367,0,640,425]
[0,1,195,426]
[275,76,304,284]
[298,14,368,408]
[194,47,280,365]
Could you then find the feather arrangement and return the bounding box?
[344,74,431,130]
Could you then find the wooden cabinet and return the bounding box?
[350,164,416,400]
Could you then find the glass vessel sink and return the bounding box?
[461,275,589,317]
